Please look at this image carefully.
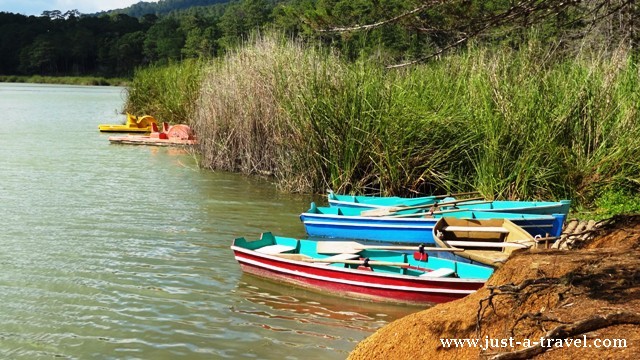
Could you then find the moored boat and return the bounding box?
[445,199,571,216]
[231,232,493,304]
[299,203,566,243]
[327,190,451,209]
[328,190,571,216]
[108,123,197,146]
[98,113,157,133]
[432,217,542,268]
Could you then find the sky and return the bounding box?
[0,0,159,16]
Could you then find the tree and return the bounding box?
[177,14,219,58]
[144,17,186,63]
[112,31,146,74]
[19,35,58,74]
[313,0,640,67]
[218,0,271,49]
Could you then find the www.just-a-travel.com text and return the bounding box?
[440,335,627,351]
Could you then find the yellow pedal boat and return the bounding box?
[99,113,157,133]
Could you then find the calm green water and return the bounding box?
[0,83,420,359]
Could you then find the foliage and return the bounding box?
[100,0,231,18]
[124,58,206,124]
[187,33,640,208]
[2,1,638,78]
[591,190,640,220]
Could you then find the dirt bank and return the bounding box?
[348,215,640,359]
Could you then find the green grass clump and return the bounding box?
[124,58,206,124]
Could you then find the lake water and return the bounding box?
[0,83,421,359]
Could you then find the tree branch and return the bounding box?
[319,1,446,33]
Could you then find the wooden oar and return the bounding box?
[315,241,464,254]
[432,191,480,199]
[360,196,487,217]
[389,207,470,218]
[274,253,411,267]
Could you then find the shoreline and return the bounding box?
[347,214,640,359]
[0,75,130,87]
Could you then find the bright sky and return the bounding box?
[0,0,159,16]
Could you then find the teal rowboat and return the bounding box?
[327,190,453,209]
[231,232,492,304]
[327,190,571,216]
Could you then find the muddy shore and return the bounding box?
[348,215,640,359]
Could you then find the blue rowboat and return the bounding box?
[328,190,571,216]
[231,232,492,304]
[299,203,566,244]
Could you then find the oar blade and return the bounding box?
[316,241,363,254]
[316,240,464,254]
[360,207,401,217]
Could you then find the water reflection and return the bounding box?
[232,274,425,334]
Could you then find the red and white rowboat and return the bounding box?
[231,232,493,305]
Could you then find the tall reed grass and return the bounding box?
[141,32,640,208]
[192,34,476,195]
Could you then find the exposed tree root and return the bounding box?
[476,278,561,333]
[511,312,569,335]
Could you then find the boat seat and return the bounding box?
[446,240,530,248]
[255,245,296,255]
[420,268,455,278]
[442,226,509,233]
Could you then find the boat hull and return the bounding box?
[98,125,152,133]
[108,135,197,146]
[99,113,157,133]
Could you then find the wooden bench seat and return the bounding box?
[442,226,509,233]
[445,240,530,248]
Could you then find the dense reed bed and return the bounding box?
[127,34,640,211]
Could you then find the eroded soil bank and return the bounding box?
[348,215,640,359]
